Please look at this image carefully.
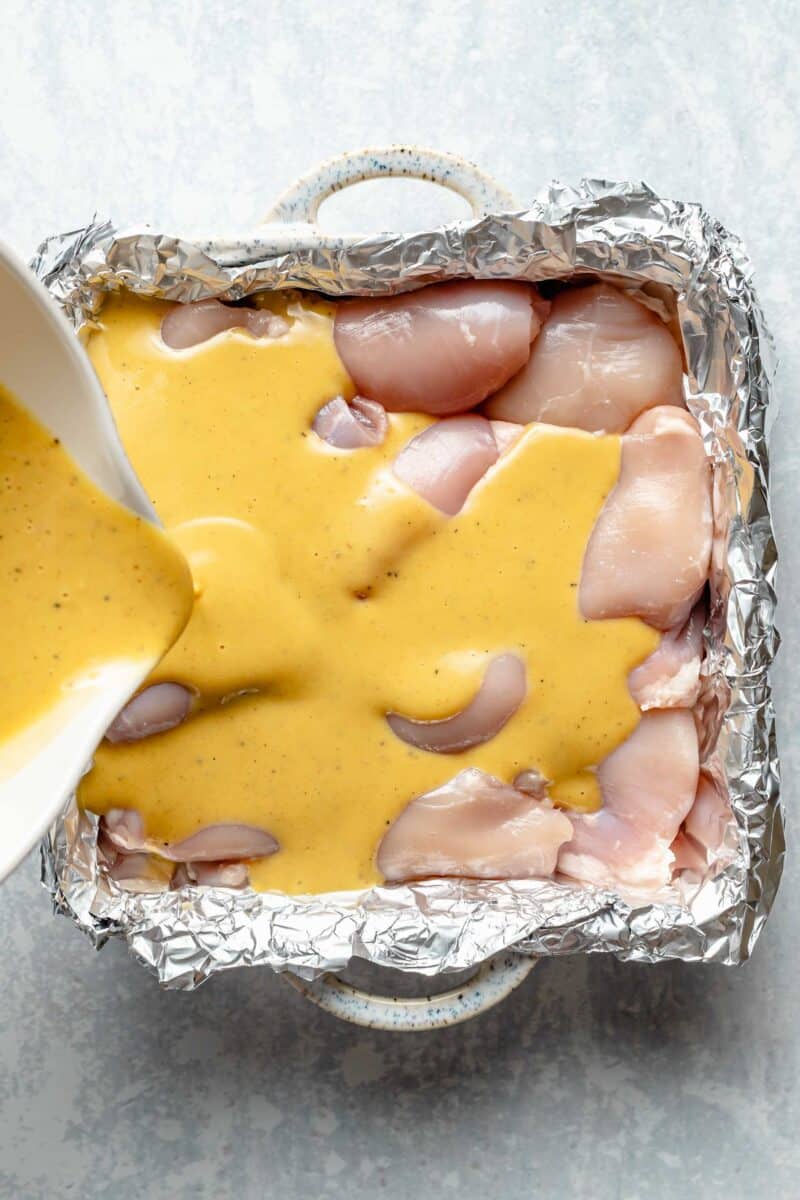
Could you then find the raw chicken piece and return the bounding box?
[164,824,279,862]
[597,710,699,841]
[558,710,699,890]
[671,766,734,878]
[490,419,525,456]
[104,830,252,891]
[312,395,388,449]
[513,767,549,800]
[670,831,709,874]
[692,668,731,762]
[171,861,250,889]
[387,654,526,753]
[161,299,290,350]
[628,603,705,710]
[98,811,278,864]
[105,683,193,743]
[377,768,573,881]
[484,283,684,432]
[334,281,541,415]
[107,852,172,892]
[684,768,733,859]
[393,415,498,515]
[558,809,674,891]
[627,405,697,438]
[101,807,146,852]
[580,407,712,630]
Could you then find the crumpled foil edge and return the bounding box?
[34,178,781,988]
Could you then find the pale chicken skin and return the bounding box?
[484,283,684,432]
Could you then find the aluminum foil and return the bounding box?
[34,179,781,988]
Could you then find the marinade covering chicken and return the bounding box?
[91,279,722,897]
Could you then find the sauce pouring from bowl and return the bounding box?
[0,240,193,884]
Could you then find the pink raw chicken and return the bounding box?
[171,861,250,889]
[161,298,290,350]
[484,283,684,432]
[105,682,193,743]
[107,852,171,893]
[580,407,712,631]
[387,654,526,753]
[393,414,498,515]
[671,768,734,876]
[558,710,700,890]
[312,395,388,449]
[684,768,734,860]
[558,810,674,892]
[99,809,277,891]
[628,603,705,710]
[377,767,573,881]
[333,280,543,415]
[490,419,525,456]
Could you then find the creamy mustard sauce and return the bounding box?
[79,293,658,894]
[0,382,191,746]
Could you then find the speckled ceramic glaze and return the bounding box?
[265,145,519,227]
[284,953,538,1031]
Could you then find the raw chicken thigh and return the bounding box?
[670,766,734,877]
[161,299,289,349]
[99,808,279,892]
[99,277,726,901]
[580,408,712,631]
[628,603,705,710]
[377,768,573,881]
[393,415,498,515]
[387,654,527,752]
[557,811,674,892]
[106,682,193,743]
[595,709,699,841]
[558,710,700,890]
[334,280,543,414]
[312,396,388,449]
[484,283,684,432]
[683,768,734,864]
[102,809,278,862]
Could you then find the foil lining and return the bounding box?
[34,179,781,988]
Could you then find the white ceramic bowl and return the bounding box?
[0,241,165,883]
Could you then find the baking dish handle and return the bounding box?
[264,146,519,227]
[281,950,536,1031]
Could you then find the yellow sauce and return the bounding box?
[80,293,658,894]
[0,382,191,748]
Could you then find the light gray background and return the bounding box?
[0,2,798,1197]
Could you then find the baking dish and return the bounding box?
[37,147,781,1029]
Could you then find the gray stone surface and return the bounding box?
[0,2,798,1196]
